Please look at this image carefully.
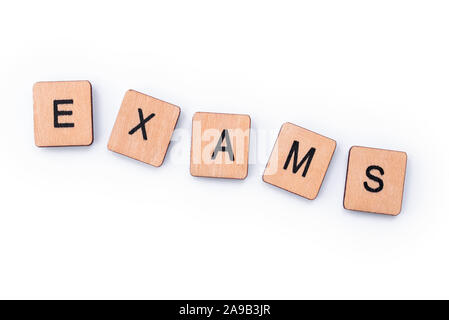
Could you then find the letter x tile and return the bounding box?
[33,80,93,147]
[108,90,180,167]
[263,122,336,200]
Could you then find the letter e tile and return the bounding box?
[33,80,93,147]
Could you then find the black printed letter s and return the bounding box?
[363,165,384,193]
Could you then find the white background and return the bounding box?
[1,0,448,299]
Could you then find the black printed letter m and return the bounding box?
[283,140,316,178]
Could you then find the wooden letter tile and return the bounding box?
[343,146,407,215]
[190,112,251,179]
[107,90,180,167]
[262,123,336,200]
[33,80,93,146]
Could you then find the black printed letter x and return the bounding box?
[128,108,155,140]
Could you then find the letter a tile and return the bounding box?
[33,81,93,147]
[190,112,251,179]
[263,123,336,200]
[343,146,407,215]
[108,90,180,167]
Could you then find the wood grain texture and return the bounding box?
[190,112,251,179]
[262,122,336,200]
[343,146,407,215]
[33,80,93,147]
[107,90,180,167]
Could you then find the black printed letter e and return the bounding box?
[53,99,74,128]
